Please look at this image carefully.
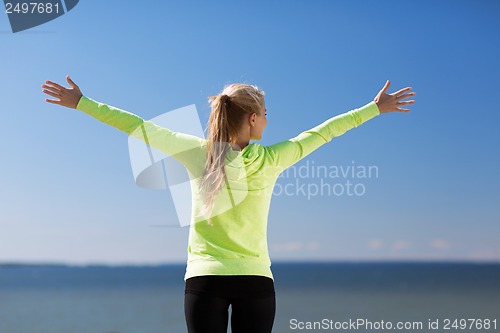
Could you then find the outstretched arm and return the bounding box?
[43,76,144,134]
[42,76,206,171]
[267,80,416,172]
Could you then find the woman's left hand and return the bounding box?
[42,75,83,109]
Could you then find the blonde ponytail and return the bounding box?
[199,84,265,223]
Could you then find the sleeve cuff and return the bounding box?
[76,95,91,111]
[356,101,381,124]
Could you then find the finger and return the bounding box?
[42,88,62,97]
[45,80,66,91]
[42,85,61,95]
[42,83,62,92]
[42,89,61,98]
[397,100,415,105]
[45,98,61,104]
[396,107,411,112]
[396,92,416,101]
[393,87,412,97]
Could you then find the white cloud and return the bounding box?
[430,239,450,250]
[392,240,412,250]
[465,249,500,262]
[307,241,320,250]
[367,239,384,250]
[271,241,320,253]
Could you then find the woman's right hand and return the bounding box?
[42,75,83,109]
[374,80,416,114]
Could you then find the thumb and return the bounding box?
[380,80,390,95]
[66,75,77,88]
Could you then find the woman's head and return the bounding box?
[206,83,267,146]
[200,83,266,221]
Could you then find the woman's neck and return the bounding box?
[230,140,249,151]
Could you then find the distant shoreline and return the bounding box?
[1,260,499,268]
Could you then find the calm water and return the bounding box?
[1,262,499,333]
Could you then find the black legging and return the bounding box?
[184,275,276,333]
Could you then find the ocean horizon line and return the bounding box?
[1,258,499,268]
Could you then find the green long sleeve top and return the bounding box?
[76,96,380,281]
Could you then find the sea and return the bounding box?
[0,262,499,333]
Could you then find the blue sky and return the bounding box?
[1,0,499,265]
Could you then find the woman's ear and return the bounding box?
[250,113,257,125]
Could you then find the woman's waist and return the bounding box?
[184,256,273,281]
[185,274,275,299]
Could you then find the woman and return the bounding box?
[42,76,415,333]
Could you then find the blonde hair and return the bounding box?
[199,83,265,221]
